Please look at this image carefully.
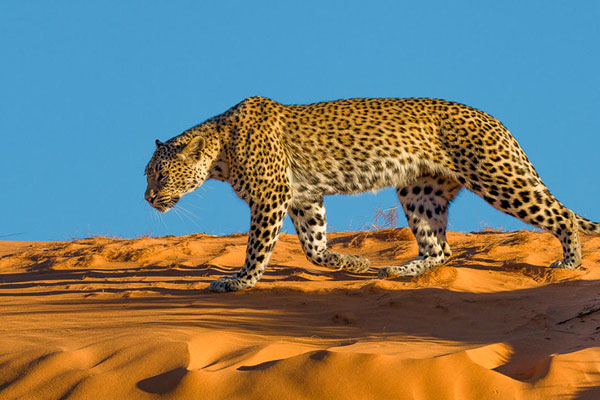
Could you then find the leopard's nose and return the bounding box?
[145,188,157,203]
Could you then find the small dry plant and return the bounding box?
[349,206,400,247]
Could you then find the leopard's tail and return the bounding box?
[575,214,600,235]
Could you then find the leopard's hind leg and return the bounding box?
[378,175,461,278]
[472,176,582,270]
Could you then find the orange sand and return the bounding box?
[1,228,599,399]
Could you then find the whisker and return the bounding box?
[172,207,183,222]
[147,206,158,224]
[188,192,205,201]
[174,204,204,230]
[185,202,205,212]
[175,206,199,221]
[176,204,202,220]
[157,211,168,230]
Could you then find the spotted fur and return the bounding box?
[144,97,599,292]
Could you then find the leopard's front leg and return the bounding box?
[209,197,291,292]
[289,197,370,273]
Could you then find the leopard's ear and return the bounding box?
[178,136,205,161]
[155,139,163,148]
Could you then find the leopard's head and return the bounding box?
[144,134,211,212]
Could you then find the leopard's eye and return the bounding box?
[157,172,166,182]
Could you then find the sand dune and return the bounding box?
[1,228,599,399]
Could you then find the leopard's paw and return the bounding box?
[209,276,254,292]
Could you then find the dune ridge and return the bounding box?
[1,228,600,399]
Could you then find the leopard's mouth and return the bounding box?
[148,195,181,213]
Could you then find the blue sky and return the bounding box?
[1,1,599,241]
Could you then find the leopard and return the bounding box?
[144,96,600,292]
